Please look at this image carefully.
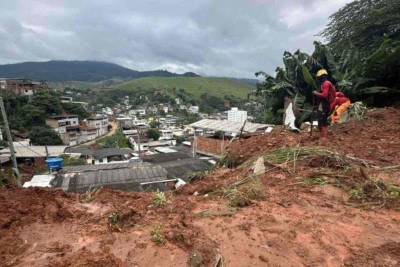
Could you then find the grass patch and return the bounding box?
[242,178,267,200]
[303,177,329,186]
[187,170,210,183]
[80,187,102,203]
[150,223,164,245]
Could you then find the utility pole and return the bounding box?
[192,128,197,158]
[0,97,21,187]
[45,145,49,158]
[137,127,141,160]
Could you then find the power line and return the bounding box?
[14,141,47,158]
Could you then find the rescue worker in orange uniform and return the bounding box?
[313,69,336,138]
[331,92,351,124]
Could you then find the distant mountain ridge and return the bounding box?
[0,60,199,82]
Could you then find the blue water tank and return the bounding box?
[45,158,63,171]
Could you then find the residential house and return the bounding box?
[77,125,98,143]
[92,148,134,164]
[164,115,178,125]
[46,115,80,146]
[129,136,150,152]
[46,115,98,146]
[87,115,109,137]
[188,106,199,114]
[0,78,49,95]
[46,115,79,133]
[159,129,174,140]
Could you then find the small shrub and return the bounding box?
[151,223,164,245]
[222,188,250,208]
[348,187,366,201]
[81,187,102,203]
[108,210,120,225]
[153,189,167,207]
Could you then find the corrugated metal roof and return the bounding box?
[55,163,168,193]
[93,148,134,159]
[62,162,151,172]
[1,146,68,158]
[160,158,212,181]
[64,147,94,156]
[190,119,273,134]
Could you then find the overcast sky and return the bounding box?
[0,0,351,78]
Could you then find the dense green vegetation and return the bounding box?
[59,154,86,166]
[96,132,129,148]
[256,0,400,122]
[1,91,59,131]
[147,129,161,140]
[62,103,90,120]
[29,126,63,145]
[91,77,252,113]
[0,90,91,145]
[0,60,198,82]
[113,77,251,100]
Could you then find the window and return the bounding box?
[99,159,104,163]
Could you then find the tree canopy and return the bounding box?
[320,0,400,55]
[29,126,63,145]
[147,129,161,140]
[62,102,90,119]
[256,0,400,124]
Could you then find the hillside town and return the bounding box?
[0,76,273,193]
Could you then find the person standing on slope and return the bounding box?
[313,69,336,138]
[331,91,351,124]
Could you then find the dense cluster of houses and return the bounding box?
[0,83,268,194]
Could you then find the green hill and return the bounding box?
[110,77,252,100]
[0,60,199,82]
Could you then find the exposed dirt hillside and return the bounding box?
[1,108,399,267]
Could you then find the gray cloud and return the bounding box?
[0,0,351,78]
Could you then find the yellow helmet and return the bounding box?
[316,69,328,77]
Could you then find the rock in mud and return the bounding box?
[253,156,265,175]
[187,250,204,267]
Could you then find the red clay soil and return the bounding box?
[0,108,399,267]
[193,136,226,156]
[304,107,400,166]
[228,107,400,167]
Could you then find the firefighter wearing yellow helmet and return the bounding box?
[313,69,336,138]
